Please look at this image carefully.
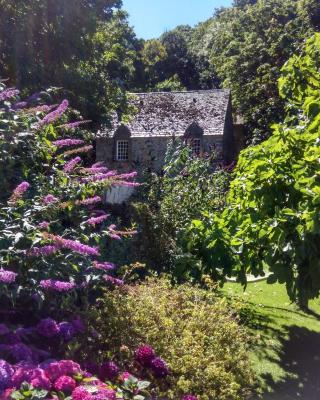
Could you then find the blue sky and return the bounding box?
[122,0,232,40]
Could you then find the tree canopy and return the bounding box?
[187,33,320,309]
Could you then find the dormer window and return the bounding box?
[192,138,201,156]
[116,140,129,161]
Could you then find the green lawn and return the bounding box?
[224,281,320,400]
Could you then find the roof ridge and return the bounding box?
[128,89,230,95]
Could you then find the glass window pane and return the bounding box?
[116,140,129,161]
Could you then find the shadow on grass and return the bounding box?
[243,304,320,399]
[261,325,320,400]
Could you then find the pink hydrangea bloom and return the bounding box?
[135,345,156,367]
[54,375,76,393]
[72,386,91,400]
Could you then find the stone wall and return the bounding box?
[96,135,224,173]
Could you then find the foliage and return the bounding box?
[140,39,168,89]
[86,278,254,400]
[201,0,315,141]
[0,85,136,312]
[132,141,230,280]
[0,1,140,123]
[154,74,186,92]
[187,34,320,309]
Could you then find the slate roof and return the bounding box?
[103,90,231,138]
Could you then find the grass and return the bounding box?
[223,281,320,400]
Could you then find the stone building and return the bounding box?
[96,89,237,173]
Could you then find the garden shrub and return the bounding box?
[0,84,138,315]
[86,278,255,400]
[132,141,230,281]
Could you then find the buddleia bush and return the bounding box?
[0,84,137,313]
[85,278,255,400]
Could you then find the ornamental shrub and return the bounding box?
[0,84,137,313]
[132,141,230,281]
[85,278,254,400]
[187,33,320,309]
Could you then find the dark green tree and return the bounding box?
[0,1,140,123]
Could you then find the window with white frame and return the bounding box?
[116,140,129,161]
[192,138,201,156]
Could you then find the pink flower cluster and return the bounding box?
[0,357,156,400]
[46,234,100,257]
[40,279,77,292]
[42,194,59,205]
[63,156,82,172]
[0,269,17,284]
[0,88,20,102]
[135,345,169,378]
[86,214,110,226]
[58,120,91,130]
[76,196,102,205]
[52,139,85,148]
[9,181,30,204]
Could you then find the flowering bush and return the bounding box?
[83,278,254,400]
[0,357,153,400]
[0,84,137,312]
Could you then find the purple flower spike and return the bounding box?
[48,235,100,257]
[182,396,198,400]
[93,261,116,272]
[40,279,76,292]
[53,139,85,148]
[103,275,124,286]
[28,245,60,257]
[9,181,30,203]
[58,120,91,130]
[42,194,59,205]
[0,269,17,284]
[86,214,110,226]
[76,196,102,205]
[38,99,69,127]
[63,156,81,172]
